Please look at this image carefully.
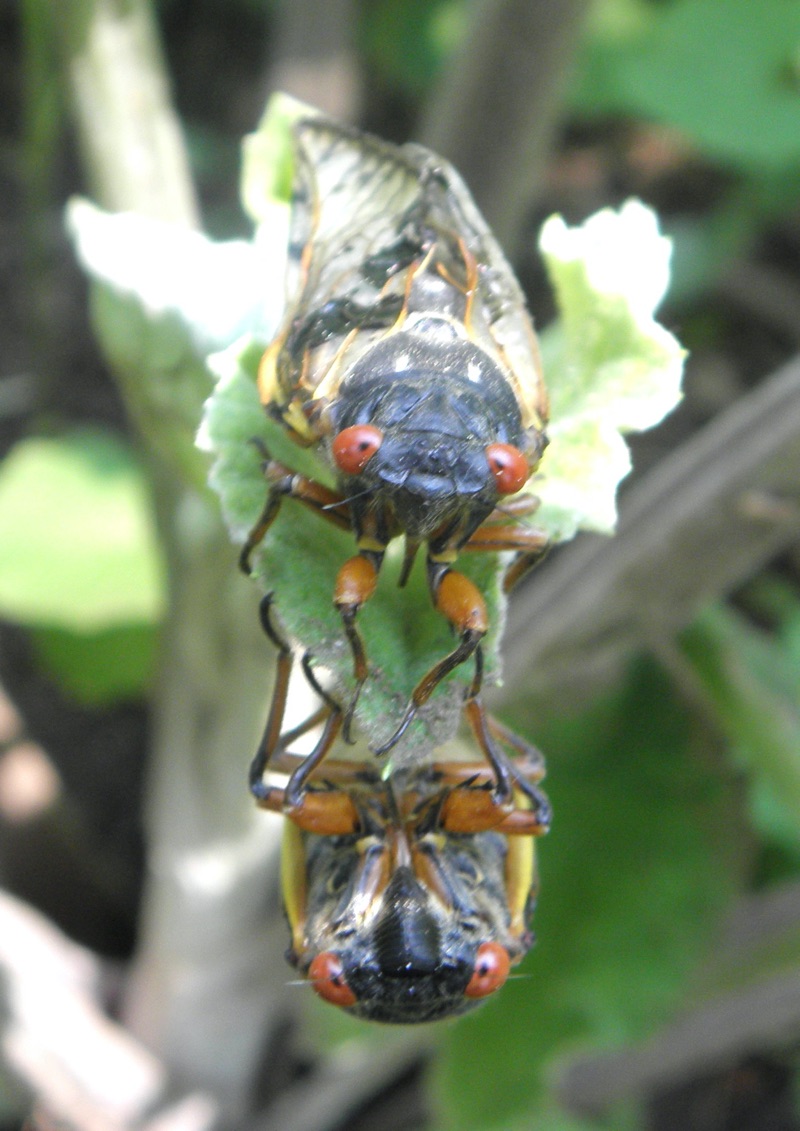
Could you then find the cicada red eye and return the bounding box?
[332,425,383,475]
[464,941,511,999]
[308,951,358,1008]
[485,443,529,495]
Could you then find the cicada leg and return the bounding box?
[461,520,550,593]
[250,594,360,835]
[332,548,384,742]
[252,706,362,835]
[425,722,551,836]
[373,502,550,751]
[248,593,294,789]
[462,699,552,821]
[242,448,387,744]
[239,446,352,575]
[376,502,549,755]
[374,559,487,755]
[478,494,541,523]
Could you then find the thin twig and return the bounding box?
[250,1033,433,1131]
[52,0,199,223]
[558,882,800,1117]
[499,353,800,710]
[560,972,800,1117]
[265,0,361,123]
[418,0,593,249]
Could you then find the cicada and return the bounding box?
[276,757,545,1023]
[252,599,549,1023]
[241,111,549,748]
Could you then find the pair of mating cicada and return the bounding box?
[241,111,551,1023]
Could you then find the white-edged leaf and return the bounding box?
[534,200,686,540]
[67,197,280,354]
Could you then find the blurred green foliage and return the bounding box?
[572,0,800,175]
[570,0,800,296]
[0,430,163,703]
[0,430,164,630]
[8,0,800,1127]
[434,658,743,1129]
[358,0,464,95]
[682,597,800,869]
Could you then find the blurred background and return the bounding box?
[2,1,800,1129]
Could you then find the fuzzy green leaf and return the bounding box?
[67,195,289,490]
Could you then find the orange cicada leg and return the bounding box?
[480,495,542,522]
[249,595,360,835]
[426,716,551,835]
[436,786,548,836]
[241,445,390,744]
[461,520,550,593]
[461,695,552,815]
[374,500,550,756]
[374,563,488,755]
[333,550,383,741]
[239,447,352,575]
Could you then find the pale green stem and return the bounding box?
[48,0,292,1118]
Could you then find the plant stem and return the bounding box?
[418,0,592,251]
[500,353,800,711]
[51,0,199,223]
[50,0,292,1118]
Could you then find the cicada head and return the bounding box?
[324,327,542,544]
[282,816,537,1023]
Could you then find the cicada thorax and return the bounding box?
[281,769,540,1023]
[272,233,546,545]
[325,332,535,545]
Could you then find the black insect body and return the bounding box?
[249,594,550,1023]
[326,329,527,543]
[284,785,541,1023]
[242,112,549,752]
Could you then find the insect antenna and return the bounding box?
[321,485,374,510]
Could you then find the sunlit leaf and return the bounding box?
[67,197,273,357]
[0,430,165,630]
[535,201,685,540]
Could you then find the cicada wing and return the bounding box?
[297,121,423,295]
[265,118,429,409]
[271,114,546,437]
[403,143,548,433]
